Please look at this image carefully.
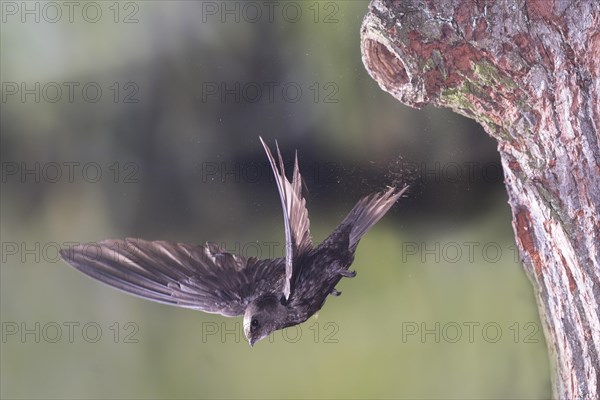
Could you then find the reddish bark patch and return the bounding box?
[454,1,473,28]
[447,43,479,72]
[473,16,488,41]
[589,32,600,78]
[408,31,432,59]
[513,33,531,50]
[561,254,577,292]
[515,207,543,275]
[509,160,522,172]
[527,0,555,20]
[513,33,548,68]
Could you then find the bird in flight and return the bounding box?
[60,138,408,346]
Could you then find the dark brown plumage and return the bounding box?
[60,138,408,346]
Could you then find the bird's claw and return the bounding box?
[339,269,357,278]
[330,288,342,296]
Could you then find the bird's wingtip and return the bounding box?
[59,247,70,261]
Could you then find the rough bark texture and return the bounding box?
[360,1,599,398]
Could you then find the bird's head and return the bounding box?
[243,295,287,347]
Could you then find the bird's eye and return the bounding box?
[251,318,259,330]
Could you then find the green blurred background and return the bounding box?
[1,1,551,398]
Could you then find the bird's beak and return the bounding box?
[248,337,255,347]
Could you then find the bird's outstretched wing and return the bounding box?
[260,137,312,300]
[60,239,285,317]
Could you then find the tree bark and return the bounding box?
[360,0,600,398]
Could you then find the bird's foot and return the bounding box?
[339,269,357,278]
[330,288,342,296]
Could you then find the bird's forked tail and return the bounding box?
[340,185,409,250]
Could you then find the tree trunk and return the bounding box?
[360,0,600,398]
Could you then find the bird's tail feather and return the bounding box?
[341,185,409,249]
